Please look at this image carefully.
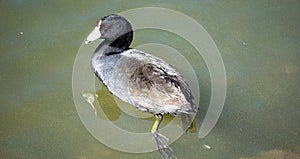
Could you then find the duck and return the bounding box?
[85,14,198,159]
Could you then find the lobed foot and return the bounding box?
[152,132,177,159]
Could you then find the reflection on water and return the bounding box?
[94,83,184,133]
[1,0,299,159]
[97,86,122,121]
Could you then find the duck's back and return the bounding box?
[92,49,197,115]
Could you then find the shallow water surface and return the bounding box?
[1,0,299,158]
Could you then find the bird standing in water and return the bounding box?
[85,14,198,159]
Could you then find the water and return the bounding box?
[1,0,299,158]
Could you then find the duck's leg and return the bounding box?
[180,114,196,133]
[151,114,177,159]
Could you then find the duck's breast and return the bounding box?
[92,49,146,103]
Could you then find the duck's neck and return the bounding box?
[95,31,133,55]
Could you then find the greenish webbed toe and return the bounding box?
[151,114,177,159]
[153,132,177,159]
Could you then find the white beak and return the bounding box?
[85,26,101,44]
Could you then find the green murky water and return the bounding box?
[1,0,299,158]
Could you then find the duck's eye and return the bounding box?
[103,25,109,30]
